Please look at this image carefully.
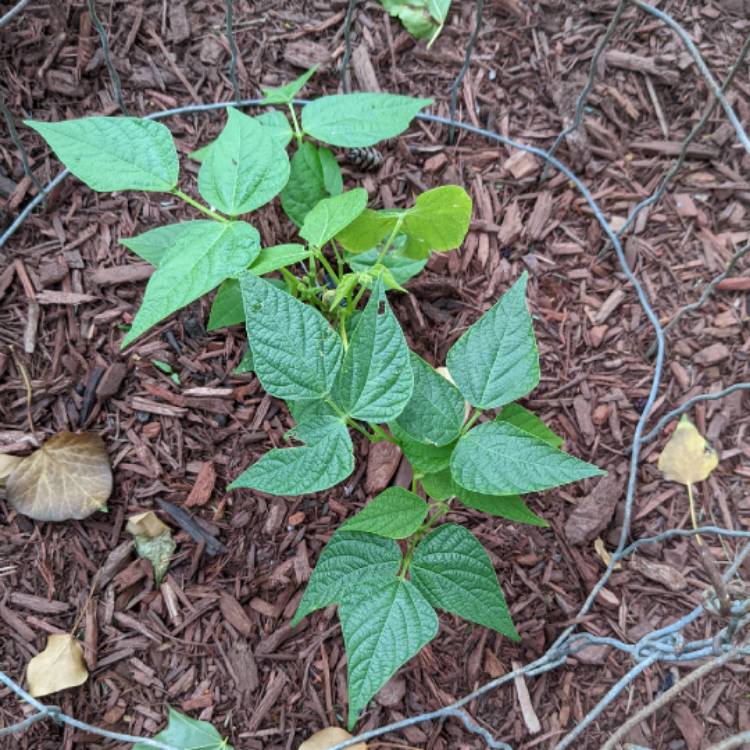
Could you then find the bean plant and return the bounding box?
[27,69,603,733]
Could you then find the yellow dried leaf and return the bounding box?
[298,727,368,750]
[5,432,112,521]
[0,453,22,485]
[26,633,89,697]
[126,510,169,538]
[594,537,621,570]
[658,415,718,486]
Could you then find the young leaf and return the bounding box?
[234,348,254,374]
[340,578,438,728]
[239,273,343,400]
[336,209,396,253]
[261,65,318,104]
[198,107,290,216]
[410,523,519,639]
[451,421,604,495]
[133,706,233,750]
[229,416,353,496]
[497,403,563,449]
[456,489,548,527]
[394,352,465,446]
[126,511,176,585]
[122,221,260,347]
[427,0,451,22]
[121,223,192,268]
[421,468,456,501]
[207,244,311,330]
[381,0,438,38]
[302,93,432,148]
[26,634,89,697]
[300,727,367,750]
[399,185,472,258]
[446,272,540,409]
[292,531,402,625]
[281,142,342,226]
[340,487,428,539]
[6,431,112,521]
[658,415,719,485]
[300,189,368,247]
[329,272,359,310]
[330,278,413,422]
[346,246,427,287]
[390,422,456,473]
[26,116,178,192]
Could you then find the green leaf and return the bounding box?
[427,0,451,22]
[208,279,243,330]
[26,116,178,193]
[133,532,176,585]
[421,469,456,501]
[207,244,310,331]
[121,223,191,268]
[250,242,311,276]
[497,403,563,449]
[229,416,353,495]
[288,399,338,423]
[122,221,260,347]
[261,66,318,105]
[240,273,343,401]
[234,348,254,374]
[329,272,358,310]
[330,278,413,421]
[411,523,519,639]
[292,531,401,625]
[340,487,428,539]
[346,245,427,287]
[389,422,456,474]
[456,490,548,527]
[340,578,437,728]
[300,189,368,247]
[281,142,341,226]
[133,706,232,750]
[336,209,396,253]
[381,0,437,38]
[198,107,290,216]
[302,93,432,148]
[446,272,540,409]
[395,353,465,446]
[190,110,292,162]
[451,421,604,495]
[320,147,343,195]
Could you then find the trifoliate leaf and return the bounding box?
[133,706,233,750]
[26,634,89,697]
[6,431,112,521]
[657,415,719,485]
[340,487,428,539]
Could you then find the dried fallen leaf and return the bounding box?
[127,511,176,585]
[0,453,22,485]
[594,537,621,570]
[658,415,718,485]
[299,727,367,750]
[27,633,89,697]
[5,432,112,521]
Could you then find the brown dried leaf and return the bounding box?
[6,432,112,521]
[27,633,89,697]
[298,727,367,750]
[126,510,169,538]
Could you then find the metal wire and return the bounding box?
[86,0,128,115]
[0,0,32,29]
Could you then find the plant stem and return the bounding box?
[399,499,451,578]
[462,410,481,433]
[375,215,405,266]
[687,483,702,546]
[171,189,228,223]
[369,423,397,444]
[288,103,303,146]
[316,250,339,285]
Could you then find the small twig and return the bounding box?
[9,345,34,435]
[645,243,750,357]
[340,0,358,93]
[696,542,732,618]
[704,731,750,750]
[600,645,744,750]
[223,0,241,101]
[156,499,228,556]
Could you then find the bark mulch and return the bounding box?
[1,1,749,748]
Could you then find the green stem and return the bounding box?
[316,250,339,285]
[368,423,397,444]
[280,268,299,295]
[288,103,303,146]
[462,410,481,434]
[399,500,451,578]
[339,315,349,349]
[172,189,228,223]
[375,215,405,266]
